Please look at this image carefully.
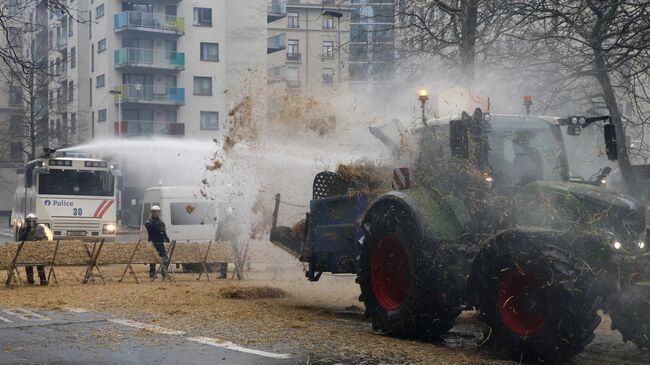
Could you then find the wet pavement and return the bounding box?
[0,308,296,365]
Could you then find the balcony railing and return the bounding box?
[114,48,185,70]
[114,85,185,105]
[55,36,67,50]
[286,52,301,61]
[114,11,185,35]
[268,65,285,84]
[267,34,286,54]
[286,79,301,88]
[114,120,185,137]
[267,0,286,22]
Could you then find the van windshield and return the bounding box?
[170,202,216,225]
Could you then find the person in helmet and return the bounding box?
[144,205,170,280]
[18,213,48,285]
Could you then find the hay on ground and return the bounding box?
[218,285,287,300]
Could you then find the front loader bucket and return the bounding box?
[269,193,308,261]
[610,281,650,349]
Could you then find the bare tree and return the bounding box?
[506,1,650,200]
[395,0,513,85]
[0,0,80,75]
[0,0,82,163]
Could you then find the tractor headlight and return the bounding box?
[637,241,645,250]
[102,223,116,234]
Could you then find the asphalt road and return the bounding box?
[0,308,296,365]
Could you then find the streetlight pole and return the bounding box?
[418,89,429,126]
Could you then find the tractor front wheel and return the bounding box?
[358,204,458,339]
[471,230,601,362]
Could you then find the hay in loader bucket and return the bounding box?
[335,162,392,198]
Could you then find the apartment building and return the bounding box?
[267,0,350,91]
[41,1,267,141]
[0,1,51,215]
[42,1,267,224]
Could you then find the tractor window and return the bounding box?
[488,117,565,185]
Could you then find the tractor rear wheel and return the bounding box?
[471,230,600,362]
[358,204,459,339]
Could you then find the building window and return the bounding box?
[9,86,21,105]
[68,16,74,36]
[288,12,299,28]
[322,41,334,57]
[96,4,104,19]
[323,68,334,84]
[71,113,77,134]
[10,142,22,161]
[200,112,219,130]
[193,76,212,96]
[287,39,299,55]
[56,57,61,74]
[98,109,107,122]
[323,16,335,30]
[193,7,212,27]
[9,116,21,133]
[286,67,299,87]
[68,80,74,101]
[98,39,106,53]
[70,47,76,68]
[200,43,219,62]
[96,74,105,88]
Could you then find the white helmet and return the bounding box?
[150,205,161,212]
[26,213,37,221]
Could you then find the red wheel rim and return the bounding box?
[497,270,547,336]
[370,236,410,311]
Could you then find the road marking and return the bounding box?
[63,307,89,313]
[188,337,291,359]
[0,315,13,323]
[108,319,186,335]
[2,308,50,321]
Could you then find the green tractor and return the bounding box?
[270,109,650,362]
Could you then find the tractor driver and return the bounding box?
[513,131,544,185]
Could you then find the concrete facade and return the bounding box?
[267,0,350,91]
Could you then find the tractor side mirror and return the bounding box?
[604,124,618,161]
[450,119,469,159]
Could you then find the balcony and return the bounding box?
[286,79,301,88]
[55,36,67,51]
[114,121,185,137]
[286,52,301,62]
[114,48,185,71]
[267,0,286,23]
[114,85,185,106]
[267,34,286,54]
[114,11,185,36]
[268,65,285,84]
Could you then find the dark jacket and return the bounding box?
[18,225,47,241]
[145,218,170,243]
